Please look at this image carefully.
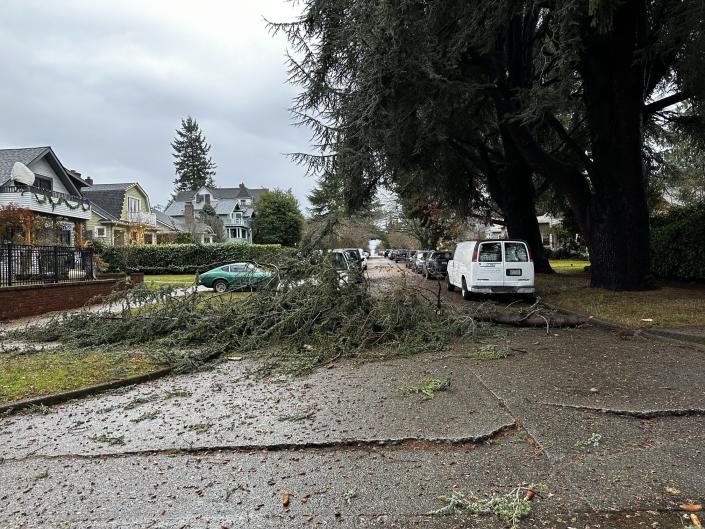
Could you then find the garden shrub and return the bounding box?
[651,204,705,280]
[99,243,289,273]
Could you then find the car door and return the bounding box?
[475,241,503,286]
[502,241,533,288]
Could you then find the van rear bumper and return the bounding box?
[470,286,535,294]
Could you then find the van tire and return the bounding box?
[446,276,455,291]
[461,278,472,300]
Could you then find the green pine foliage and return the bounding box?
[253,189,304,247]
[171,116,217,193]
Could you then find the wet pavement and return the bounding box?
[1,258,704,528]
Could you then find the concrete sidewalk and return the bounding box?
[1,324,704,528]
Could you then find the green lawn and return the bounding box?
[0,349,166,405]
[549,259,590,273]
[143,274,197,290]
[537,261,705,328]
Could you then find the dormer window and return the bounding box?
[195,193,211,204]
[34,175,53,191]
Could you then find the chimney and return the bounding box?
[239,182,245,189]
[184,201,194,221]
[85,176,93,185]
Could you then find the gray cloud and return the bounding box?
[0,0,315,209]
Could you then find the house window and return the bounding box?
[94,227,107,238]
[234,212,242,223]
[128,197,140,212]
[196,194,211,204]
[34,175,53,191]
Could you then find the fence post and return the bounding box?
[53,245,59,283]
[6,242,12,287]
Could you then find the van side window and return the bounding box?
[505,242,529,262]
[479,242,502,262]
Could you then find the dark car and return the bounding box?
[393,250,408,263]
[422,250,453,279]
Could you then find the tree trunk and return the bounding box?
[579,0,653,290]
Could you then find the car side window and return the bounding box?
[221,265,231,272]
[231,264,246,272]
[505,242,529,262]
[479,242,502,262]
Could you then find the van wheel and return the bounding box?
[461,278,472,300]
[446,276,454,291]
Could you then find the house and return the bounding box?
[0,146,92,245]
[151,207,215,244]
[536,214,562,250]
[83,182,159,245]
[164,183,267,243]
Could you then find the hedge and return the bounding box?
[651,204,705,280]
[99,243,290,274]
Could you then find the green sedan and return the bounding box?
[198,262,273,293]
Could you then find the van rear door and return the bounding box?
[474,241,503,286]
[502,241,533,288]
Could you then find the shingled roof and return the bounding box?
[171,185,267,203]
[82,183,134,219]
[0,147,50,183]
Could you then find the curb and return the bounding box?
[543,302,705,349]
[0,366,175,416]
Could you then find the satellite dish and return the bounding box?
[12,162,35,186]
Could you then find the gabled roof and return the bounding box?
[82,183,133,219]
[0,146,82,196]
[170,185,267,204]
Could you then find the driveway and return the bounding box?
[1,258,704,528]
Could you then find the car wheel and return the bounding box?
[461,277,472,300]
[213,279,228,293]
[446,276,455,291]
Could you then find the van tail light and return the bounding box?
[527,246,533,262]
[471,246,478,262]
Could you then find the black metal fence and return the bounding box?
[0,244,96,287]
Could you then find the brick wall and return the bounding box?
[0,275,140,320]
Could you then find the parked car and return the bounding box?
[393,250,409,263]
[198,262,273,293]
[422,250,452,279]
[446,240,534,299]
[336,248,366,271]
[412,250,431,273]
[405,251,417,268]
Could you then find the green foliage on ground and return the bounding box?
[651,204,705,280]
[400,377,451,400]
[98,242,288,273]
[252,189,304,247]
[11,254,485,377]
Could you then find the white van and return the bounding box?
[447,240,535,298]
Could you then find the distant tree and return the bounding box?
[171,116,216,194]
[253,189,304,247]
[198,203,226,243]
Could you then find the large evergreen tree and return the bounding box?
[273,0,705,290]
[171,116,217,193]
[253,189,305,247]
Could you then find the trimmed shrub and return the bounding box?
[651,204,705,280]
[99,243,289,274]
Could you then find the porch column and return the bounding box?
[75,221,84,246]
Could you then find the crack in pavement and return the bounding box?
[470,369,602,512]
[542,402,705,418]
[2,423,517,463]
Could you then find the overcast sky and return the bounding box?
[0,0,315,209]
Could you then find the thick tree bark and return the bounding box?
[579,0,654,290]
